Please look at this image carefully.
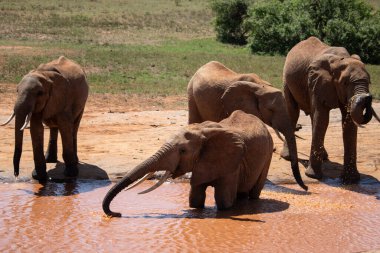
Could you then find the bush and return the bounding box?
[210,0,251,45]
[246,0,316,55]
[212,0,379,63]
[356,12,380,64]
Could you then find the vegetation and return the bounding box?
[0,0,379,98]
[212,0,380,64]
[210,0,251,45]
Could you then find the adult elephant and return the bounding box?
[103,111,274,217]
[283,36,380,183]
[1,56,89,182]
[187,61,307,190]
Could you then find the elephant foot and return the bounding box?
[64,165,79,178]
[305,165,323,180]
[340,170,360,184]
[189,203,205,209]
[216,204,233,211]
[320,149,328,161]
[32,169,48,183]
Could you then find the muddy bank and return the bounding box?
[0,91,379,186]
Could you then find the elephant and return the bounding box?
[1,56,89,182]
[103,110,274,217]
[187,61,307,190]
[283,36,380,183]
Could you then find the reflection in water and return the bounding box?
[0,181,379,252]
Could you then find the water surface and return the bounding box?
[0,180,379,252]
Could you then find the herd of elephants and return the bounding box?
[1,36,379,217]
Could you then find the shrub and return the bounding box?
[239,0,380,63]
[246,0,317,55]
[356,12,380,64]
[210,0,251,45]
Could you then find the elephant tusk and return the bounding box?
[1,112,15,126]
[274,129,285,142]
[372,107,380,123]
[353,121,365,128]
[20,112,32,131]
[138,171,172,194]
[295,134,305,140]
[124,172,155,191]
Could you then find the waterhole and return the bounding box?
[0,180,379,252]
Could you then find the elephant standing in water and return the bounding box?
[187,61,307,190]
[1,56,89,182]
[283,36,380,183]
[103,111,274,217]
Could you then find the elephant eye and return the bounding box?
[179,148,186,154]
[37,90,43,96]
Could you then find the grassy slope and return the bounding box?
[0,0,379,98]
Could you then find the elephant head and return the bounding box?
[1,69,68,177]
[220,81,307,191]
[103,121,247,217]
[308,54,379,126]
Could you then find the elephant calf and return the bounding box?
[103,110,273,217]
[1,56,89,181]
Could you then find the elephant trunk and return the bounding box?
[350,93,372,125]
[13,96,34,177]
[102,143,174,217]
[14,114,25,177]
[283,129,308,191]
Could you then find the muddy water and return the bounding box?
[0,180,379,253]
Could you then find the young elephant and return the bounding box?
[1,56,89,181]
[187,61,307,190]
[283,36,380,183]
[103,110,273,217]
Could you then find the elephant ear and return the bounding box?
[221,81,262,118]
[308,54,340,108]
[351,54,361,61]
[191,127,245,186]
[38,70,69,119]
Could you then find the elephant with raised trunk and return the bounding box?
[1,56,89,181]
[283,36,380,183]
[187,61,307,191]
[103,111,274,217]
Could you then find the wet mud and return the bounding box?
[0,180,379,252]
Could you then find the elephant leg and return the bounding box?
[189,184,208,208]
[30,114,47,181]
[249,159,270,199]
[340,107,360,183]
[188,95,203,124]
[58,119,78,177]
[310,119,328,161]
[214,173,239,210]
[73,110,84,163]
[306,106,330,179]
[45,127,58,163]
[281,85,300,160]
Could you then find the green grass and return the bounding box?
[0,0,379,98]
[0,38,285,95]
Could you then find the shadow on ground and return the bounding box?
[122,198,289,222]
[298,159,380,198]
[48,161,109,181]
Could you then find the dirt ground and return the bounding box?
[0,83,379,188]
